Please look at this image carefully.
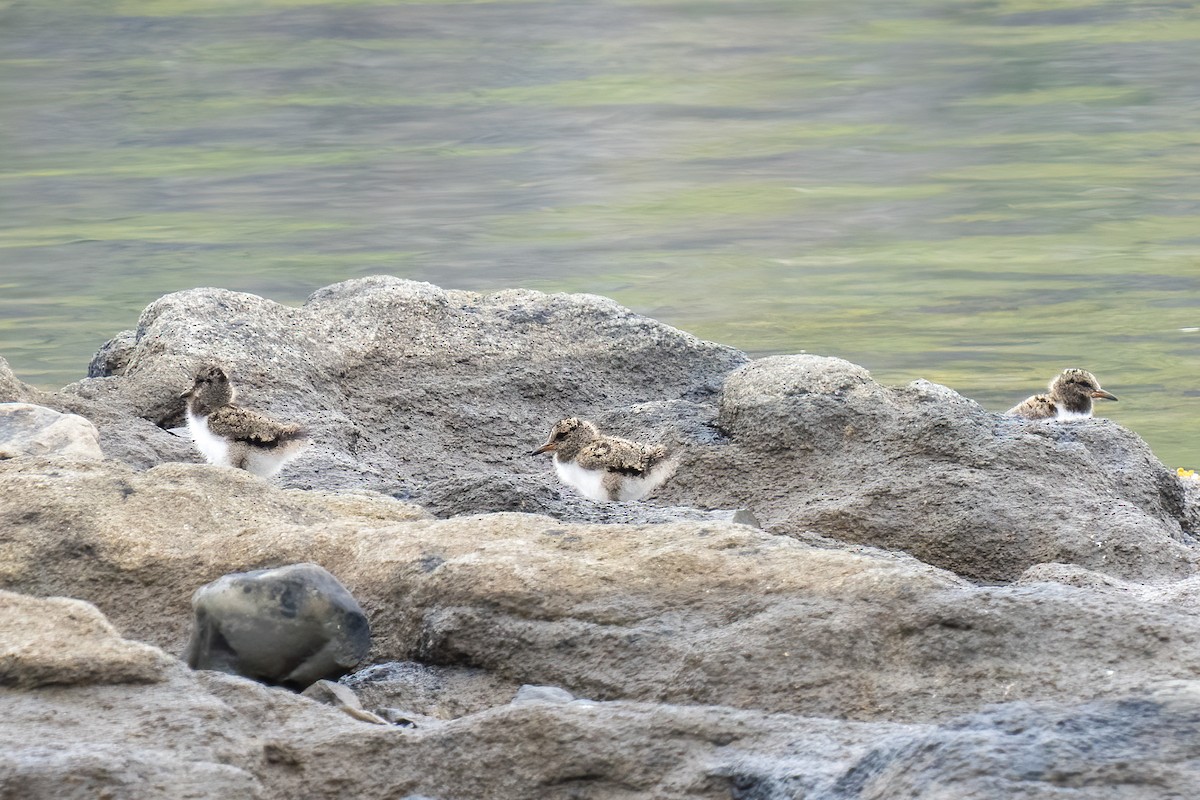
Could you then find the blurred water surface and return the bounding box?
[2,0,1199,465]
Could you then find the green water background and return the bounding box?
[2,0,1199,466]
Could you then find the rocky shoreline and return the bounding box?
[3,276,1200,798]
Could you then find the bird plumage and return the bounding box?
[181,364,309,478]
[533,417,674,502]
[1006,369,1117,420]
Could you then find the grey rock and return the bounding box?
[2,278,1200,798]
[0,403,104,460]
[812,682,1200,800]
[184,562,371,689]
[87,328,137,378]
[11,622,1195,800]
[1016,562,1136,590]
[687,354,1198,582]
[7,458,1200,724]
[0,355,39,404]
[6,277,1187,583]
[376,708,444,729]
[54,277,749,522]
[0,629,921,800]
[511,684,576,706]
[35,386,198,470]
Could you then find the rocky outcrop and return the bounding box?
[3,278,1200,798]
[0,403,104,460]
[3,457,1200,725]
[1,586,1196,799]
[185,563,371,689]
[22,276,1192,582]
[69,277,747,524]
[0,356,38,404]
[691,355,1197,581]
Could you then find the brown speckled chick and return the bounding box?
[532,417,676,502]
[181,364,310,478]
[1007,368,1118,420]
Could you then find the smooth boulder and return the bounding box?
[680,354,1197,581]
[184,562,371,689]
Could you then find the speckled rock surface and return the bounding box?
[67,276,748,525]
[2,586,1198,800]
[0,591,173,688]
[15,277,1192,580]
[3,458,1200,725]
[680,354,1198,581]
[812,682,1200,800]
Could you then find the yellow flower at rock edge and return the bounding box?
[1177,467,1196,480]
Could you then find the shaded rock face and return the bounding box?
[813,683,1200,800]
[343,661,525,720]
[0,403,104,460]
[184,563,370,690]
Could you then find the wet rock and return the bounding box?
[0,590,173,688]
[184,562,371,690]
[0,403,103,460]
